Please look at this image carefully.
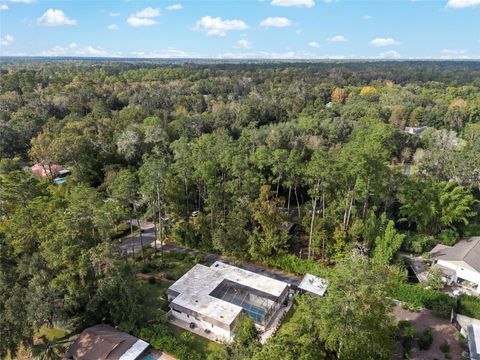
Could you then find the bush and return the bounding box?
[398,320,417,358]
[457,295,480,319]
[148,276,156,285]
[438,229,459,246]
[173,251,186,261]
[404,235,435,254]
[389,282,455,317]
[418,327,433,350]
[440,340,450,354]
[261,254,332,278]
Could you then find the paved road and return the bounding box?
[121,221,302,287]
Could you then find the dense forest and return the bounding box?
[1,60,479,359]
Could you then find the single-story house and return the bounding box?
[30,163,64,177]
[166,261,290,342]
[430,237,480,293]
[65,324,151,360]
[405,126,428,135]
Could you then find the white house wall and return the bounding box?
[437,260,480,291]
[170,309,233,342]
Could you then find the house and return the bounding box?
[430,237,480,294]
[30,163,64,177]
[166,261,291,342]
[298,273,328,297]
[65,324,151,360]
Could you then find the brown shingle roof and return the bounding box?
[67,324,142,360]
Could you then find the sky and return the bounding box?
[0,0,479,59]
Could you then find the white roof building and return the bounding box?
[166,261,290,342]
[298,273,328,297]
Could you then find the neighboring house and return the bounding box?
[166,261,291,342]
[30,163,64,177]
[64,324,151,360]
[430,237,480,294]
[405,126,428,135]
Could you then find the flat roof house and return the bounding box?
[166,261,290,342]
[65,324,150,360]
[430,237,480,294]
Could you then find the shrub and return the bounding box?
[173,251,186,261]
[398,320,417,358]
[457,295,480,319]
[440,340,450,354]
[389,282,455,317]
[261,254,332,278]
[418,327,433,350]
[405,235,435,254]
[438,229,459,246]
[148,276,156,285]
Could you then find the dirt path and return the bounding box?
[393,305,464,360]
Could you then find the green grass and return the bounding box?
[35,324,69,341]
[458,295,480,319]
[167,323,225,355]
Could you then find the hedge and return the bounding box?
[458,295,480,319]
[389,282,456,317]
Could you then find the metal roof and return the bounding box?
[298,273,328,297]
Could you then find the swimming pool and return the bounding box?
[143,354,157,360]
[230,298,267,322]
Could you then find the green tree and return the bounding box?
[316,255,396,360]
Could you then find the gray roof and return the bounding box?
[430,237,480,272]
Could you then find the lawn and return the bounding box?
[166,323,225,355]
[35,324,69,342]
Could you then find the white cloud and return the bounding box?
[308,41,320,48]
[327,35,347,42]
[127,7,160,27]
[377,50,401,59]
[440,49,470,59]
[259,17,292,28]
[166,3,183,11]
[0,34,14,46]
[108,24,119,30]
[39,43,114,57]
[446,0,480,8]
[362,15,372,20]
[37,9,77,26]
[131,47,199,58]
[0,4,8,10]
[234,39,252,48]
[135,7,160,18]
[270,0,315,7]
[109,12,120,17]
[369,37,399,46]
[195,16,248,36]
[127,17,157,27]
[217,50,319,59]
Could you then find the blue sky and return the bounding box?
[0,0,479,59]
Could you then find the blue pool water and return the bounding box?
[230,298,267,322]
[143,354,156,360]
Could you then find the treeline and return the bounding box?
[1,61,480,358]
